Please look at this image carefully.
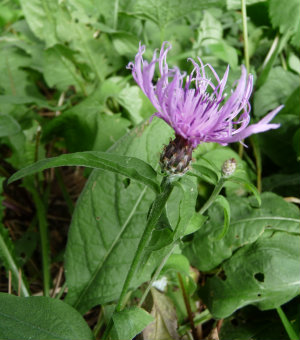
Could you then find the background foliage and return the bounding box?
[0,0,299,339]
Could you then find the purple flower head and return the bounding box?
[127,42,282,149]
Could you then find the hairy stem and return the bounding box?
[103,178,174,338]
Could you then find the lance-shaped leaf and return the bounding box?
[8,151,159,193]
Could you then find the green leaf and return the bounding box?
[0,114,21,137]
[113,307,154,340]
[228,176,261,206]
[0,293,94,339]
[161,254,191,276]
[126,0,221,29]
[168,176,198,240]
[193,147,253,196]
[200,231,300,318]
[269,0,300,46]
[0,46,33,96]
[208,41,238,69]
[19,0,58,47]
[8,151,159,193]
[198,10,222,45]
[117,85,145,124]
[112,32,140,57]
[64,118,173,314]
[226,0,266,10]
[183,213,207,236]
[213,195,231,240]
[220,305,293,340]
[43,45,86,93]
[254,67,299,117]
[189,164,219,185]
[288,53,300,75]
[184,192,300,271]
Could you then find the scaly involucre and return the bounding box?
[127,42,282,148]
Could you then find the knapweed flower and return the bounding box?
[127,42,282,175]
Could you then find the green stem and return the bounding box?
[239,0,250,158]
[199,177,225,215]
[113,0,119,30]
[178,309,212,336]
[93,307,104,339]
[140,177,226,309]
[55,168,74,214]
[103,178,174,339]
[241,0,250,72]
[138,242,178,308]
[277,306,299,340]
[55,281,67,299]
[30,187,50,297]
[0,234,30,297]
[280,52,287,71]
[250,135,262,192]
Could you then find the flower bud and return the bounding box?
[160,135,193,177]
[222,158,237,177]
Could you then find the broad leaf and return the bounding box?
[254,67,299,117]
[0,114,21,137]
[220,306,292,340]
[169,176,198,240]
[125,0,221,29]
[269,0,300,47]
[19,0,58,47]
[8,151,160,193]
[0,293,94,340]
[184,192,300,271]
[43,45,86,93]
[64,118,173,313]
[113,307,154,340]
[200,231,300,318]
[226,0,266,10]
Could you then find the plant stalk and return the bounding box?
[103,178,174,339]
[178,272,198,340]
[276,306,299,340]
[241,0,250,73]
[199,177,225,215]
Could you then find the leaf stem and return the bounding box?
[113,0,119,30]
[138,242,178,308]
[241,0,250,73]
[55,168,74,214]
[198,177,225,215]
[250,135,262,192]
[0,232,30,297]
[55,281,67,299]
[30,186,50,297]
[103,178,174,339]
[276,306,299,340]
